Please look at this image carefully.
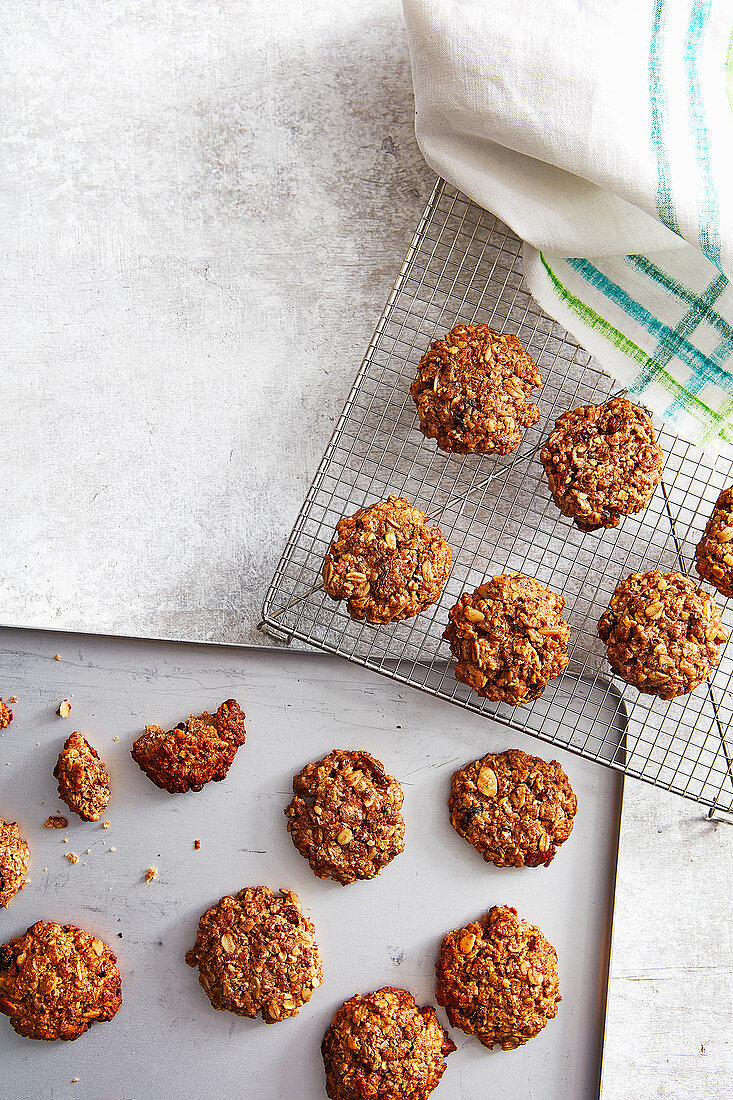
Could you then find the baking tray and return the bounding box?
[0,627,622,1099]
[260,178,733,816]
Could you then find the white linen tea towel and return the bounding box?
[403,0,733,452]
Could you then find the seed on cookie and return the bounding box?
[443,573,570,704]
[54,733,111,822]
[598,570,728,699]
[285,748,405,885]
[185,886,322,1023]
[540,398,663,531]
[410,323,542,454]
[322,986,455,1100]
[131,698,246,794]
[436,904,560,1050]
[449,749,577,868]
[322,495,451,624]
[0,819,30,908]
[695,486,733,598]
[0,921,122,1041]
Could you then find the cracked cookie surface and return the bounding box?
[410,324,541,454]
[286,749,405,885]
[598,570,728,699]
[131,698,246,794]
[449,749,577,868]
[323,495,451,624]
[0,819,30,908]
[695,486,733,598]
[54,733,111,821]
[436,905,560,1051]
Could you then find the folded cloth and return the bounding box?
[403,0,733,453]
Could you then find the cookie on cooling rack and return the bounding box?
[436,904,560,1051]
[448,748,577,868]
[131,698,246,794]
[598,570,728,699]
[54,732,111,822]
[540,397,663,531]
[695,486,733,598]
[322,495,451,624]
[285,748,405,885]
[0,818,30,907]
[186,886,322,1023]
[0,921,122,1041]
[443,573,570,705]
[322,987,455,1100]
[410,323,541,454]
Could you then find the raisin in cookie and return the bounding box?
[186,886,322,1023]
[323,495,451,624]
[444,573,570,704]
[0,921,122,1041]
[54,732,111,821]
[410,324,541,454]
[449,749,577,868]
[0,819,30,908]
[322,987,455,1100]
[436,905,560,1051]
[132,698,246,794]
[695,486,733,598]
[541,398,663,531]
[286,749,405,885]
[598,570,728,699]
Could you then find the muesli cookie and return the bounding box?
[410,324,541,454]
[322,987,455,1100]
[443,573,570,704]
[0,921,122,1041]
[286,749,405,885]
[0,699,12,728]
[436,904,560,1051]
[185,886,322,1023]
[323,495,451,624]
[448,749,577,868]
[540,397,663,531]
[598,570,728,699]
[54,732,111,822]
[131,698,246,794]
[0,819,30,907]
[695,486,733,598]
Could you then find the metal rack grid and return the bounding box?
[260,178,733,816]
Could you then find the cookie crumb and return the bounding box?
[144,866,157,883]
[66,852,79,864]
[57,700,72,719]
[54,654,62,661]
[109,847,116,852]
[194,840,201,850]
[113,737,119,742]
[102,821,110,829]
[44,815,68,829]
[8,696,17,704]
[85,848,91,855]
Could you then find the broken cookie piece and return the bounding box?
[0,699,13,728]
[0,819,30,907]
[53,733,111,822]
[131,698,246,794]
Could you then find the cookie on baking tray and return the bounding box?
[185,886,322,1023]
[448,748,577,868]
[322,495,451,624]
[410,323,542,455]
[286,748,405,885]
[540,397,663,531]
[0,819,30,908]
[0,921,122,1041]
[321,986,455,1100]
[695,486,733,598]
[131,698,246,794]
[598,569,728,699]
[54,732,111,822]
[436,904,560,1051]
[443,573,570,704]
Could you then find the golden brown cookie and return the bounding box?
[695,486,733,598]
[131,698,246,794]
[436,905,560,1050]
[0,699,12,728]
[323,495,451,624]
[449,749,577,868]
[322,987,455,1100]
[185,886,322,1023]
[598,570,728,699]
[540,398,663,531]
[53,732,111,822]
[410,324,541,454]
[0,819,30,908]
[286,749,405,885]
[443,573,570,704]
[0,921,122,1041]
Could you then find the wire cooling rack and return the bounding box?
[260,178,733,816]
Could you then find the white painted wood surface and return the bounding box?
[0,3,731,1097]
